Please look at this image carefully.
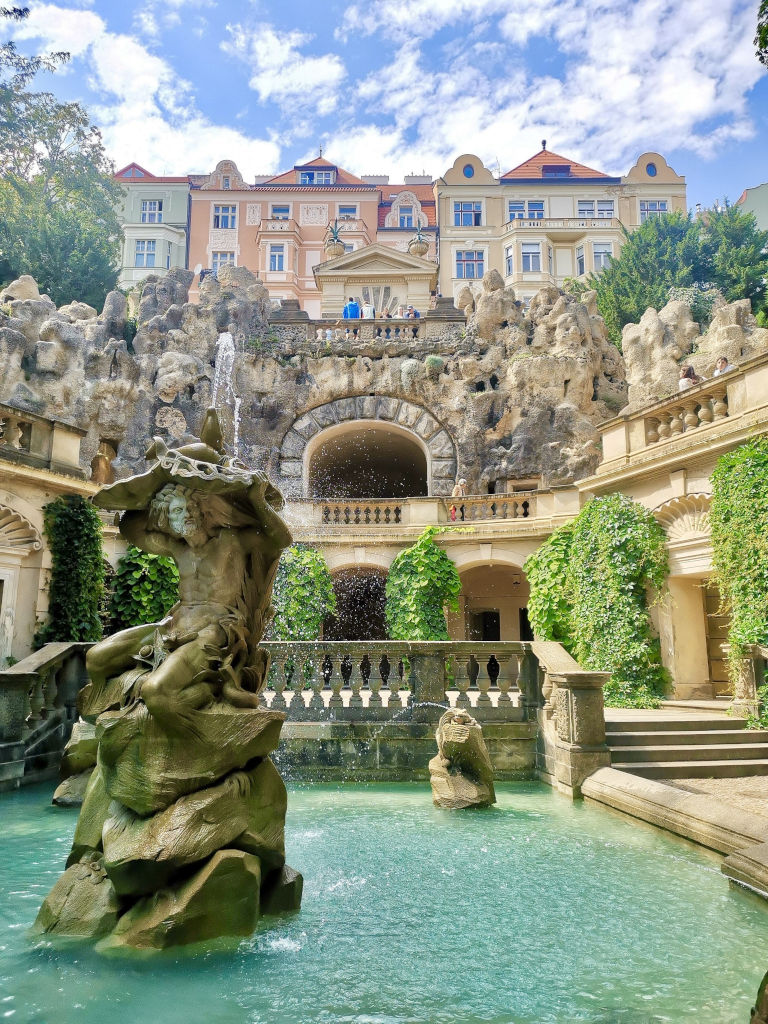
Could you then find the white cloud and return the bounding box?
[10,3,280,175]
[222,23,346,117]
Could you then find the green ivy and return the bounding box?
[35,495,104,645]
[385,526,462,641]
[108,544,180,631]
[267,544,336,640]
[710,437,768,682]
[525,494,669,707]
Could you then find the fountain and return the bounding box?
[33,409,302,950]
[429,708,496,808]
[211,331,241,458]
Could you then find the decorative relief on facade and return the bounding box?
[0,506,42,553]
[653,493,712,542]
[552,688,571,742]
[246,204,262,226]
[200,159,247,191]
[207,228,239,253]
[299,204,329,226]
[384,190,427,229]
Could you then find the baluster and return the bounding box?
[394,506,402,524]
[656,413,672,441]
[379,654,394,707]
[486,654,501,705]
[712,386,728,420]
[0,415,22,449]
[474,656,492,711]
[453,655,472,709]
[354,507,361,525]
[494,653,515,708]
[41,667,57,719]
[270,655,288,711]
[333,507,341,524]
[328,654,344,712]
[388,658,403,709]
[345,652,364,712]
[406,656,417,708]
[322,506,331,524]
[683,401,699,431]
[668,406,684,435]
[367,653,384,710]
[305,651,326,715]
[25,673,44,737]
[645,417,660,443]
[374,507,381,524]
[466,655,480,706]
[364,507,371,524]
[698,397,714,425]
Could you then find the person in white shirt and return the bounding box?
[713,356,735,376]
[678,365,699,391]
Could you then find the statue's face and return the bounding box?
[166,494,206,543]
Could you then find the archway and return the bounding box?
[323,568,388,640]
[307,422,428,499]
[453,564,531,641]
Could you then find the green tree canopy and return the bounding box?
[590,207,768,346]
[385,526,461,641]
[757,0,768,66]
[0,9,122,307]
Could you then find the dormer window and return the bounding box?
[299,169,334,184]
[542,164,570,178]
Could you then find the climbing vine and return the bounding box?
[710,437,768,681]
[525,493,669,707]
[35,495,104,645]
[385,526,462,641]
[108,545,180,631]
[267,544,336,640]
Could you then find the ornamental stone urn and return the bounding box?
[407,227,429,258]
[324,219,346,259]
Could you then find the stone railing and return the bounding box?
[260,641,539,723]
[0,642,92,790]
[503,217,621,232]
[309,318,426,343]
[0,401,86,478]
[596,354,768,474]
[0,408,33,453]
[446,493,536,521]
[258,218,299,233]
[319,499,404,526]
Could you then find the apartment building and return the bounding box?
[114,163,192,290]
[434,146,686,304]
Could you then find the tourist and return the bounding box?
[678,365,700,391]
[713,355,735,376]
[361,300,375,319]
[343,296,360,319]
[452,477,467,520]
[406,305,421,319]
[449,503,457,522]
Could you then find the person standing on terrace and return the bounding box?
[343,296,360,319]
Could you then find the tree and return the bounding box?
[699,203,768,314]
[757,0,768,66]
[267,545,336,640]
[385,526,461,641]
[0,9,122,307]
[590,212,704,346]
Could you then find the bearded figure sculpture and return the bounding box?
[34,409,302,951]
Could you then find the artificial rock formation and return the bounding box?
[33,410,302,951]
[429,709,496,809]
[52,718,97,807]
[0,267,627,494]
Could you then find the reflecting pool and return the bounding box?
[1,782,767,1024]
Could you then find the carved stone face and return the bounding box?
[166,493,206,544]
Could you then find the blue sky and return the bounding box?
[8,0,768,206]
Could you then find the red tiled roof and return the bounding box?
[500,149,611,180]
[261,157,372,187]
[377,184,436,228]
[114,162,190,184]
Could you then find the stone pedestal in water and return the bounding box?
[34,409,302,951]
[429,709,496,808]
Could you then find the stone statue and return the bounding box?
[33,409,303,951]
[429,709,496,809]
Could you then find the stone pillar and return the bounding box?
[548,670,611,799]
[726,644,762,719]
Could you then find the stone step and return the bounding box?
[607,729,768,746]
[606,716,746,733]
[611,743,768,763]
[612,759,768,779]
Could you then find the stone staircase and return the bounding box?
[606,709,768,779]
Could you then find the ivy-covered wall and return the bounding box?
[710,436,768,676]
[385,526,462,641]
[267,544,336,640]
[108,545,180,632]
[525,493,669,707]
[35,495,104,645]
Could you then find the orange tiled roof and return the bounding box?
[261,157,372,187]
[377,184,436,228]
[500,149,612,180]
[114,162,190,184]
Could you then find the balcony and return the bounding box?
[258,218,299,234]
[502,216,621,239]
[0,404,85,479]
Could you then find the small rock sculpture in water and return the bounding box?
[429,709,496,809]
[34,409,302,951]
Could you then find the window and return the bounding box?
[505,245,514,276]
[593,242,612,271]
[646,162,657,177]
[453,201,482,227]
[269,244,285,272]
[399,205,413,228]
[166,242,172,270]
[134,239,155,268]
[548,245,553,276]
[271,205,290,220]
[222,176,231,189]
[213,205,237,229]
[640,199,668,222]
[211,251,235,274]
[338,205,357,220]
[521,242,541,272]
[597,200,614,218]
[462,163,475,178]
[455,250,484,278]
[508,200,544,221]
[576,245,585,276]
[577,200,595,218]
[299,170,333,184]
[140,200,163,224]
[542,164,570,178]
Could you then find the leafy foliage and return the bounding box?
[710,437,768,681]
[590,207,768,346]
[385,526,462,641]
[108,545,180,632]
[267,545,336,640]
[35,496,104,645]
[758,0,768,66]
[1,6,68,90]
[525,494,669,707]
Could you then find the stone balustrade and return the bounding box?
[504,216,621,232]
[309,318,425,343]
[0,401,86,478]
[0,642,92,790]
[643,380,728,445]
[319,499,404,526]
[447,493,535,521]
[260,641,538,723]
[0,408,33,452]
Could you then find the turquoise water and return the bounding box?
[1,782,767,1024]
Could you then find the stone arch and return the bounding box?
[0,505,42,555]
[653,493,711,542]
[278,397,458,498]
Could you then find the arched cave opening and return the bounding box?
[323,568,388,641]
[308,423,428,499]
